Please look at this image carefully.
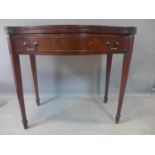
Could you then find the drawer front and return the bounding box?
[13,34,130,54]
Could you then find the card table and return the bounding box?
[6,25,137,129]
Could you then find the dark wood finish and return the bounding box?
[30,55,40,106]
[6,25,137,35]
[116,36,135,123]
[8,35,28,129]
[104,54,113,103]
[13,34,129,54]
[6,25,137,129]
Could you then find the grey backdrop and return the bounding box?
[0,19,155,97]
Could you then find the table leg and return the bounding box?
[104,54,113,103]
[30,55,40,106]
[115,36,134,123]
[10,54,28,129]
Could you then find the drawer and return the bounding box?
[13,34,130,54]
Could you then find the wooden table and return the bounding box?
[6,25,137,129]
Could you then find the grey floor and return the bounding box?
[0,94,155,135]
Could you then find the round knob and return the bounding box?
[33,41,38,46]
[115,41,120,47]
[23,41,28,47]
[106,41,110,46]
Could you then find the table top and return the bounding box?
[5,25,137,35]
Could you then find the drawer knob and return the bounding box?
[115,41,120,47]
[106,41,110,46]
[33,41,38,46]
[105,41,120,51]
[23,41,28,47]
[23,41,38,51]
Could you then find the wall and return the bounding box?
[0,19,155,97]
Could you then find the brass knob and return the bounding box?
[33,41,38,46]
[23,41,38,51]
[106,41,110,46]
[105,41,120,51]
[23,41,28,47]
[115,41,120,47]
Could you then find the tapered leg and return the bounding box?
[10,54,28,129]
[30,55,40,106]
[115,36,134,123]
[104,54,113,103]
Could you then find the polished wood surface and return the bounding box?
[116,35,135,123]
[13,34,129,55]
[6,25,137,34]
[6,25,137,129]
[30,55,40,106]
[8,35,28,129]
[104,54,113,103]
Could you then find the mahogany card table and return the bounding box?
[6,25,137,129]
